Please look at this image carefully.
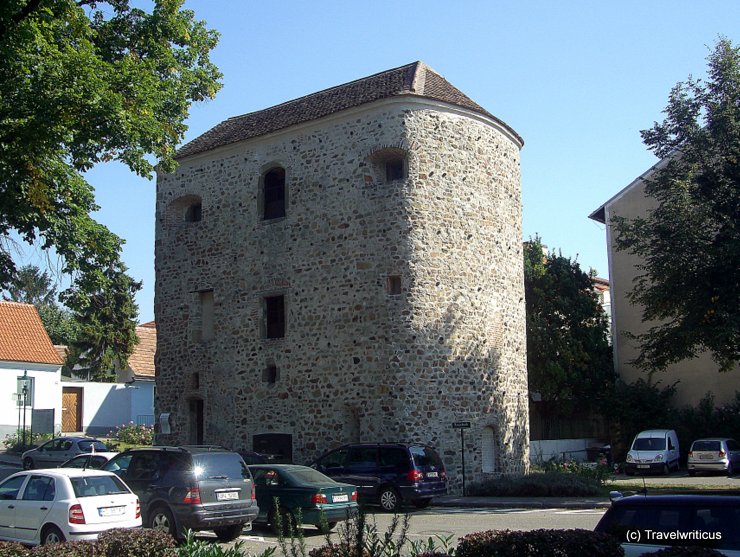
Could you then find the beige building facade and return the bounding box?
[591,164,739,407]
[154,62,529,490]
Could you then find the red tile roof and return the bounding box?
[128,324,156,378]
[0,302,64,365]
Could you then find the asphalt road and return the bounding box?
[212,506,608,554]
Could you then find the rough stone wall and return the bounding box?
[154,100,528,492]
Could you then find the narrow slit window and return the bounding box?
[262,364,278,384]
[387,275,402,295]
[200,290,214,342]
[264,295,285,339]
[263,168,286,220]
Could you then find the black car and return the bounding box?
[103,446,258,541]
[311,443,447,511]
[595,492,740,556]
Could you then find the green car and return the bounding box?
[249,464,358,533]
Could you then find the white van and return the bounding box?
[625,429,680,475]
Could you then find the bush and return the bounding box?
[0,541,30,557]
[539,457,613,485]
[2,431,53,453]
[98,527,175,557]
[467,471,602,497]
[456,529,623,557]
[30,541,97,557]
[107,422,155,446]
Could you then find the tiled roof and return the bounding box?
[128,324,156,378]
[0,302,64,365]
[176,61,521,159]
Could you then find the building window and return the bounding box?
[387,275,402,295]
[263,295,285,339]
[368,148,408,184]
[200,290,214,342]
[482,426,496,474]
[184,202,202,222]
[262,364,278,384]
[385,157,405,182]
[263,167,286,220]
[192,373,200,390]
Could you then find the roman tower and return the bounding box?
[155,62,528,490]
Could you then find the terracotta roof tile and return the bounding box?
[0,302,64,365]
[128,324,156,378]
[176,61,521,159]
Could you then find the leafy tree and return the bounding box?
[524,236,616,417]
[0,0,222,375]
[3,264,78,345]
[613,38,740,373]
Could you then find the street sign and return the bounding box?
[452,421,471,429]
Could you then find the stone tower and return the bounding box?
[155,62,528,490]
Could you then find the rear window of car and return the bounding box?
[286,468,336,484]
[71,475,130,497]
[409,446,443,468]
[692,441,721,452]
[78,440,108,452]
[192,453,251,481]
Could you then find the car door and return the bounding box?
[33,440,58,468]
[120,452,164,517]
[0,475,28,541]
[727,440,740,469]
[343,447,380,501]
[13,475,56,542]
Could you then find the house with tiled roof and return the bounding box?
[156,61,528,489]
[0,302,64,437]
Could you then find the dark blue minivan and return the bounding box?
[311,443,447,511]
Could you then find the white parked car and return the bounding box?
[0,468,141,545]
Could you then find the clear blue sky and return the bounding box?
[79,1,739,323]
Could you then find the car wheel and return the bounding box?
[625,469,634,477]
[727,462,734,477]
[149,506,178,539]
[379,487,400,512]
[412,498,432,509]
[688,470,696,477]
[40,524,65,545]
[214,524,244,542]
[23,457,34,470]
[317,521,337,534]
[662,464,669,475]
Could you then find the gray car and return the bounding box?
[688,438,740,476]
[22,437,109,470]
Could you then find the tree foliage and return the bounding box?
[0,0,222,375]
[613,38,739,373]
[524,236,615,416]
[3,264,79,345]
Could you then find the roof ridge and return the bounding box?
[225,61,422,123]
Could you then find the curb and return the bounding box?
[433,496,611,510]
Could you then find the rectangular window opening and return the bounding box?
[200,290,214,342]
[264,295,286,339]
[387,275,402,295]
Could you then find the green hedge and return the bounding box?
[467,471,602,497]
[456,529,623,557]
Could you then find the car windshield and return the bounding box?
[286,468,336,484]
[78,440,108,452]
[71,476,130,497]
[693,441,721,452]
[193,453,250,480]
[410,446,444,467]
[632,438,666,451]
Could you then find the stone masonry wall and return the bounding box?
[155,99,528,493]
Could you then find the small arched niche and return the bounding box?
[367,148,408,184]
[167,194,203,226]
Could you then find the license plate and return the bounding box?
[217,491,239,501]
[99,506,125,517]
[332,494,349,503]
[637,465,650,469]
[427,472,439,478]
[700,455,714,460]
